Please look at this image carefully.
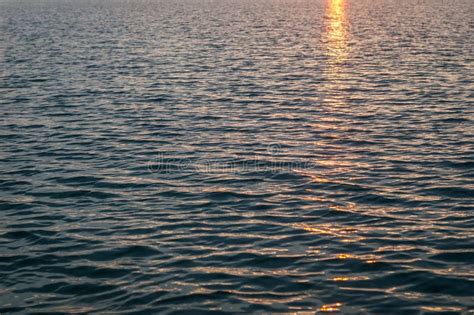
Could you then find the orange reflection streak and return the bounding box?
[320,303,342,312]
[321,0,350,108]
[331,275,369,282]
[325,0,349,64]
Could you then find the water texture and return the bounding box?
[1,0,473,313]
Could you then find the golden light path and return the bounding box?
[319,0,350,112]
[325,0,349,64]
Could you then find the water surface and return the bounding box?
[1,0,473,313]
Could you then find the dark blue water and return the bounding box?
[1,0,473,313]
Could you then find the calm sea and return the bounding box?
[1,0,473,313]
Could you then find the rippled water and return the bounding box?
[1,0,474,313]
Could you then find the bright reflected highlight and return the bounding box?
[325,0,349,63]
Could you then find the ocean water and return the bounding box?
[1,0,473,313]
